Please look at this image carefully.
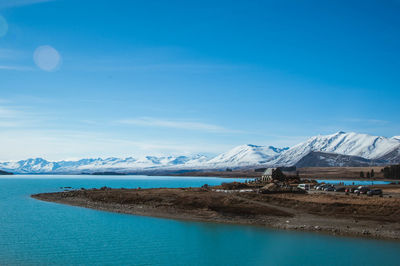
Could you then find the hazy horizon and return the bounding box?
[0,130,398,162]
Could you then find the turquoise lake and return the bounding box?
[1,175,400,265]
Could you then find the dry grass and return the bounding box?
[298,166,385,178]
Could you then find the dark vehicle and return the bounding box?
[355,186,370,195]
[335,187,346,192]
[345,187,357,193]
[367,189,383,196]
[316,184,328,190]
[324,186,335,192]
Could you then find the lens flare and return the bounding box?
[0,15,8,38]
[33,45,62,71]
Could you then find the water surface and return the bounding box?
[1,175,399,265]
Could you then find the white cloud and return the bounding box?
[0,129,230,161]
[118,117,239,133]
[0,105,236,160]
[0,0,54,9]
[0,104,42,128]
[0,65,35,71]
[0,121,21,127]
[0,106,18,118]
[0,48,22,59]
[0,49,34,71]
[86,63,239,73]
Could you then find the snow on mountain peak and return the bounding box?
[392,136,400,141]
[269,131,400,166]
[0,132,399,173]
[205,144,286,167]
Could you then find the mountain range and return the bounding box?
[1,131,399,174]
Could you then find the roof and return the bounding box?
[263,168,276,175]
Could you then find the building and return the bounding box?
[260,168,277,182]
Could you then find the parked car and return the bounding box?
[298,184,310,191]
[334,187,346,192]
[317,184,332,191]
[367,189,382,196]
[324,186,335,192]
[354,186,370,195]
[346,187,357,193]
[358,186,370,194]
[315,184,323,190]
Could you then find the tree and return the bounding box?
[371,169,375,178]
[360,171,365,178]
[383,166,390,179]
[382,164,400,179]
[366,172,371,178]
[272,168,286,181]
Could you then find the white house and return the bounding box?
[260,168,277,182]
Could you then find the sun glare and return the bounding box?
[33,45,62,71]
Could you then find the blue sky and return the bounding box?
[0,0,399,160]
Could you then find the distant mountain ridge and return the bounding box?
[0,131,399,173]
[294,151,387,168]
[0,155,209,174]
[204,144,288,168]
[267,131,400,167]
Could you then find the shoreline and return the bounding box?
[32,187,400,241]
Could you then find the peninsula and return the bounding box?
[32,181,400,241]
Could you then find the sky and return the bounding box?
[0,0,399,161]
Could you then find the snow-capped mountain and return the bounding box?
[201,144,288,168]
[1,131,399,173]
[0,145,286,173]
[294,151,386,168]
[376,148,400,164]
[268,131,400,167]
[0,155,209,174]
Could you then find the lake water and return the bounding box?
[1,175,400,265]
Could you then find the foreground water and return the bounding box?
[1,175,399,266]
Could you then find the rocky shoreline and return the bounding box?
[32,186,400,241]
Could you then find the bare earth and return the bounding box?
[32,185,400,241]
